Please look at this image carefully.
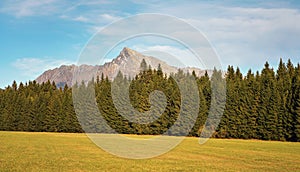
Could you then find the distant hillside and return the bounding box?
[36,47,208,86]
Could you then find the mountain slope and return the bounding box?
[36,47,207,86]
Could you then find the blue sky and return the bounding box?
[0,0,300,88]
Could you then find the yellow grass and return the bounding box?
[0,131,299,171]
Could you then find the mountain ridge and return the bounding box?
[36,47,209,87]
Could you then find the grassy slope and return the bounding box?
[0,131,299,172]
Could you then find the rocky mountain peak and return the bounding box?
[115,47,142,62]
[121,47,139,57]
[36,47,209,87]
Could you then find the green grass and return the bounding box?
[0,131,299,171]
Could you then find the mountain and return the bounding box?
[35,47,208,87]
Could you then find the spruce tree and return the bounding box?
[140,59,147,72]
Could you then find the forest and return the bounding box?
[0,59,299,142]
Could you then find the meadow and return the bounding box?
[0,131,299,171]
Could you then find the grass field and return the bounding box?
[0,132,299,171]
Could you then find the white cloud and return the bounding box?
[73,15,90,22]
[77,3,300,71]
[0,0,61,17]
[12,57,74,77]
[60,12,121,35]
[100,14,121,22]
[158,5,300,72]
[61,2,300,72]
[2,1,299,73]
[81,13,121,24]
[88,26,105,33]
[132,45,205,68]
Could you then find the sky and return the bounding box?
[0,0,300,88]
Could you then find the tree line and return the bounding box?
[0,59,299,141]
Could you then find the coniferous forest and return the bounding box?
[0,59,299,142]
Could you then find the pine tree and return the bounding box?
[258,62,278,140]
[276,59,290,140]
[217,66,235,138]
[244,70,259,139]
[157,64,163,76]
[140,59,148,72]
[293,97,300,141]
[291,64,300,141]
[190,75,209,136]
